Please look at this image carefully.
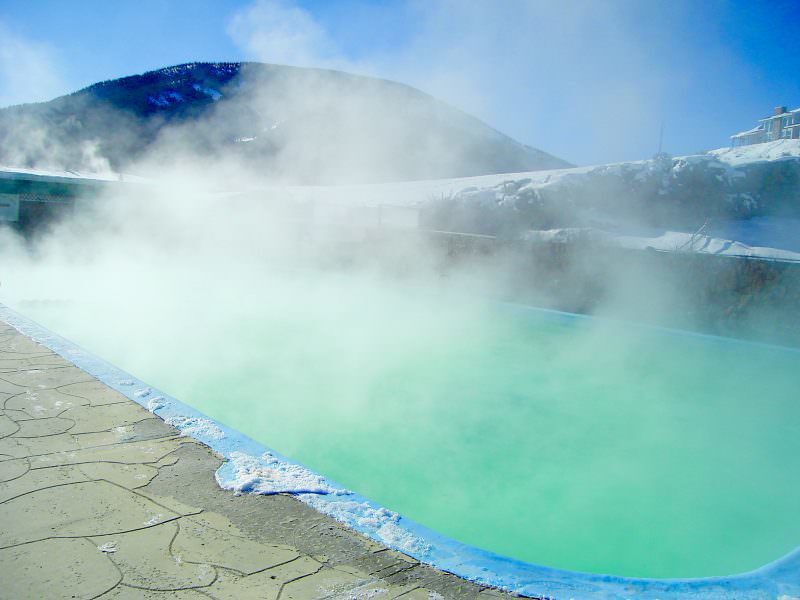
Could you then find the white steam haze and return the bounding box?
[0,151,709,472]
[227,0,344,70]
[0,0,789,353]
[0,57,708,381]
[0,0,792,363]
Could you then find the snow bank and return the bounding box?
[300,495,432,558]
[164,415,225,439]
[709,139,800,167]
[215,450,347,495]
[524,223,800,261]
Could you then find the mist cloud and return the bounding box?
[225,0,742,165]
[227,0,346,70]
[0,22,66,108]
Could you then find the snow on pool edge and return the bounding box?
[214,450,346,495]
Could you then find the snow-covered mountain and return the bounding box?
[0,62,570,183]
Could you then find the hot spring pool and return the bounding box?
[9,273,800,580]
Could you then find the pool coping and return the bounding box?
[1,301,798,600]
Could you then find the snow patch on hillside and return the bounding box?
[148,91,184,107]
[192,84,222,101]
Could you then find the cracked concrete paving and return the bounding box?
[0,321,516,600]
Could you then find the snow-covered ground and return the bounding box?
[5,139,797,200]
[266,139,797,205]
[710,138,800,167]
[523,221,800,262]
[0,165,119,183]
[270,164,589,208]
[0,165,148,185]
[264,140,800,262]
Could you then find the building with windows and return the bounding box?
[731,106,800,147]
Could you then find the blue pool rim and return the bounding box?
[2,301,799,600]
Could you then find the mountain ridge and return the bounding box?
[0,62,571,183]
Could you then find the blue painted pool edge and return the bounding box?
[1,302,797,600]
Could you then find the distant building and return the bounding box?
[731,106,800,147]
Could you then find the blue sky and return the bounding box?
[1,0,798,165]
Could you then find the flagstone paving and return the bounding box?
[0,321,512,599]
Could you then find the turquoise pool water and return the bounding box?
[12,271,800,579]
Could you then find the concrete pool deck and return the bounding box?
[0,320,509,600]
